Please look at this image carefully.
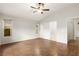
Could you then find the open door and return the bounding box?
[67,18,79,55]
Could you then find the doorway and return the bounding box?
[67,18,79,55]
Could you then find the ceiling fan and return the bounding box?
[30,3,50,14]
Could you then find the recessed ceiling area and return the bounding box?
[0,3,79,21]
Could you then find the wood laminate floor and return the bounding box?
[0,38,79,56]
[68,39,79,56]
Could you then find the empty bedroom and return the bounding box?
[0,3,79,56]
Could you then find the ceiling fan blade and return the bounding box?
[30,6,37,9]
[42,9,50,11]
[33,11,37,13]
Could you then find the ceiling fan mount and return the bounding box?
[30,3,50,14]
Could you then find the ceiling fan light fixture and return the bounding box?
[30,3,50,14]
[37,9,43,13]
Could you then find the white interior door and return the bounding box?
[67,19,74,41]
[68,18,79,41]
[74,19,79,40]
[0,20,2,44]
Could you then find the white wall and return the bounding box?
[33,4,79,44]
[39,5,79,44]
[1,4,79,44]
[40,17,67,44]
[40,21,57,41]
[1,19,37,44]
[56,19,67,44]
[0,20,2,44]
[40,22,51,39]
